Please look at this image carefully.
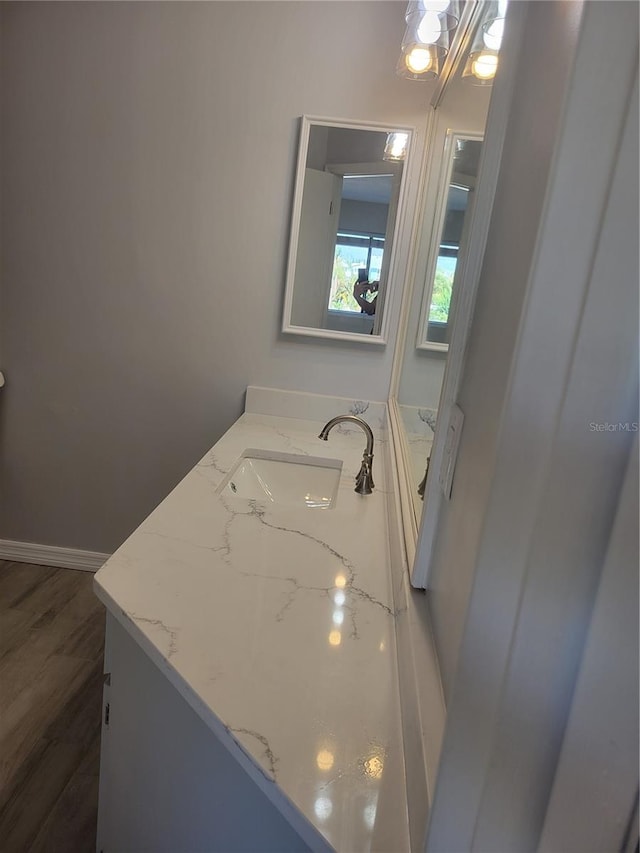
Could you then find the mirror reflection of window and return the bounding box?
[327,172,391,317]
[428,184,470,342]
[425,137,483,346]
[329,233,385,313]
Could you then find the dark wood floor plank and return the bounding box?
[0,562,105,850]
[1,598,105,666]
[0,606,41,664]
[7,568,86,617]
[43,659,104,748]
[0,653,95,793]
[53,607,106,662]
[29,768,99,853]
[0,738,85,852]
[0,562,57,610]
[75,728,102,777]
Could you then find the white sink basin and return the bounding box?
[217,449,342,509]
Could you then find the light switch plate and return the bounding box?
[438,404,465,500]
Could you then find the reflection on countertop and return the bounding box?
[94,409,408,853]
[399,404,436,517]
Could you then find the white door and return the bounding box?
[290,168,341,329]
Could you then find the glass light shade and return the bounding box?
[462,49,499,84]
[462,0,506,87]
[403,9,458,48]
[397,0,457,83]
[383,132,410,161]
[405,0,460,24]
[482,16,506,51]
[424,0,451,11]
[418,10,442,44]
[472,51,499,79]
[396,41,447,81]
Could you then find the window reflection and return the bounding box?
[363,802,377,830]
[329,231,385,313]
[424,136,483,346]
[314,797,333,821]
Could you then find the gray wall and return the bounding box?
[0,2,430,552]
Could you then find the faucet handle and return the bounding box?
[355,456,374,495]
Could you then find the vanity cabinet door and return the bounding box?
[95,614,313,853]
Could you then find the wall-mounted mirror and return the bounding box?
[417,132,483,350]
[282,117,413,343]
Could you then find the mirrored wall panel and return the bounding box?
[282,117,412,343]
[393,66,492,537]
[418,133,483,349]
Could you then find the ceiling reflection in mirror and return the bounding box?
[283,118,412,342]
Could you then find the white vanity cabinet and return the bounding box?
[96,613,314,853]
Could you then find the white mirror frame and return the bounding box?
[415,129,484,352]
[282,116,415,345]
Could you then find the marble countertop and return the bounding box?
[94,412,409,852]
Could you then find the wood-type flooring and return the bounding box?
[0,561,105,852]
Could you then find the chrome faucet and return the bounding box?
[318,415,375,495]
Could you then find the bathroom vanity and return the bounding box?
[93,10,497,846]
[93,388,437,852]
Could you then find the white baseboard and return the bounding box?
[0,539,111,572]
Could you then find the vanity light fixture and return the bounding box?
[462,0,508,85]
[396,0,460,81]
[383,131,409,161]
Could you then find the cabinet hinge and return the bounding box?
[104,702,110,726]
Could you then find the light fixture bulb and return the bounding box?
[417,11,442,44]
[405,46,433,73]
[384,131,408,161]
[422,0,450,11]
[482,17,505,51]
[472,52,498,80]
